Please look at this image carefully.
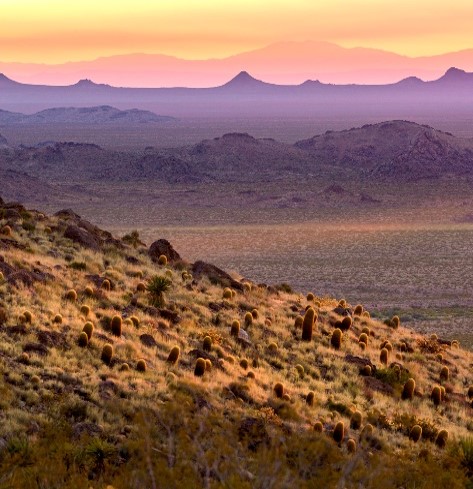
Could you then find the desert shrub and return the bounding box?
[69,261,87,271]
[146,275,171,307]
[302,307,316,341]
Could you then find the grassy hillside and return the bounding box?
[0,197,473,488]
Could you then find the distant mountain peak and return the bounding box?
[221,71,267,88]
[437,67,471,83]
[0,73,17,85]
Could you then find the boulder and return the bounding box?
[64,224,101,251]
[149,239,181,263]
[192,260,243,291]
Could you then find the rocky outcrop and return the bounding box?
[192,260,243,291]
[148,239,181,263]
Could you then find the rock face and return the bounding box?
[148,239,181,263]
[192,260,243,291]
[57,209,121,250]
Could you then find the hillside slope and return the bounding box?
[0,198,472,488]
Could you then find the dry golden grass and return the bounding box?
[0,204,472,488]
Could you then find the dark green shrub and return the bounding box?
[146,275,171,307]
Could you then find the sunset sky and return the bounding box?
[2,0,473,63]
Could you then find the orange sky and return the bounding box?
[1,0,473,63]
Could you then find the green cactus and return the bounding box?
[136,359,147,372]
[136,282,146,292]
[467,386,473,399]
[380,348,389,365]
[360,424,374,440]
[410,425,422,442]
[205,359,212,371]
[223,287,233,299]
[435,429,449,448]
[302,307,316,341]
[346,438,356,453]
[158,254,168,266]
[23,310,33,324]
[65,289,77,301]
[267,341,278,353]
[230,320,240,337]
[295,364,304,377]
[402,378,416,400]
[340,316,352,331]
[203,335,212,352]
[440,366,449,382]
[1,225,12,236]
[167,346,180,364]
[194,358,206,377]
[314,421,324,433]
[129,316,140,328]
[359,333,368,345]
[240,358,249,370]
[251,309,259,319]
[82,321,94,340]
[359,341,366,351]
[244,312,253,327]
[331,328,343,349]
[84,286,94,297]
[101,344,113,364]
[111,315,122,337]
[306,292,315,302]
[78,331,89,347]
[294,316,303,328]
[333,421,345,444]
[101,279,111,291]
[119,363,130,371]
[431,385,442,406]
[306,391,315,406]
[80,305,90,317]
[354,304,364,316]
[350,410,362,430]
[361,365,372,376]
[274,382,284,398]
[53,314,63,324]
[391,315,400,329]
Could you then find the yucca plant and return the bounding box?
[146,275,172,307]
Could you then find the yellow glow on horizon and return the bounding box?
[1,0,473,63]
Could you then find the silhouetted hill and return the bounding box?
[0,106,174,124]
